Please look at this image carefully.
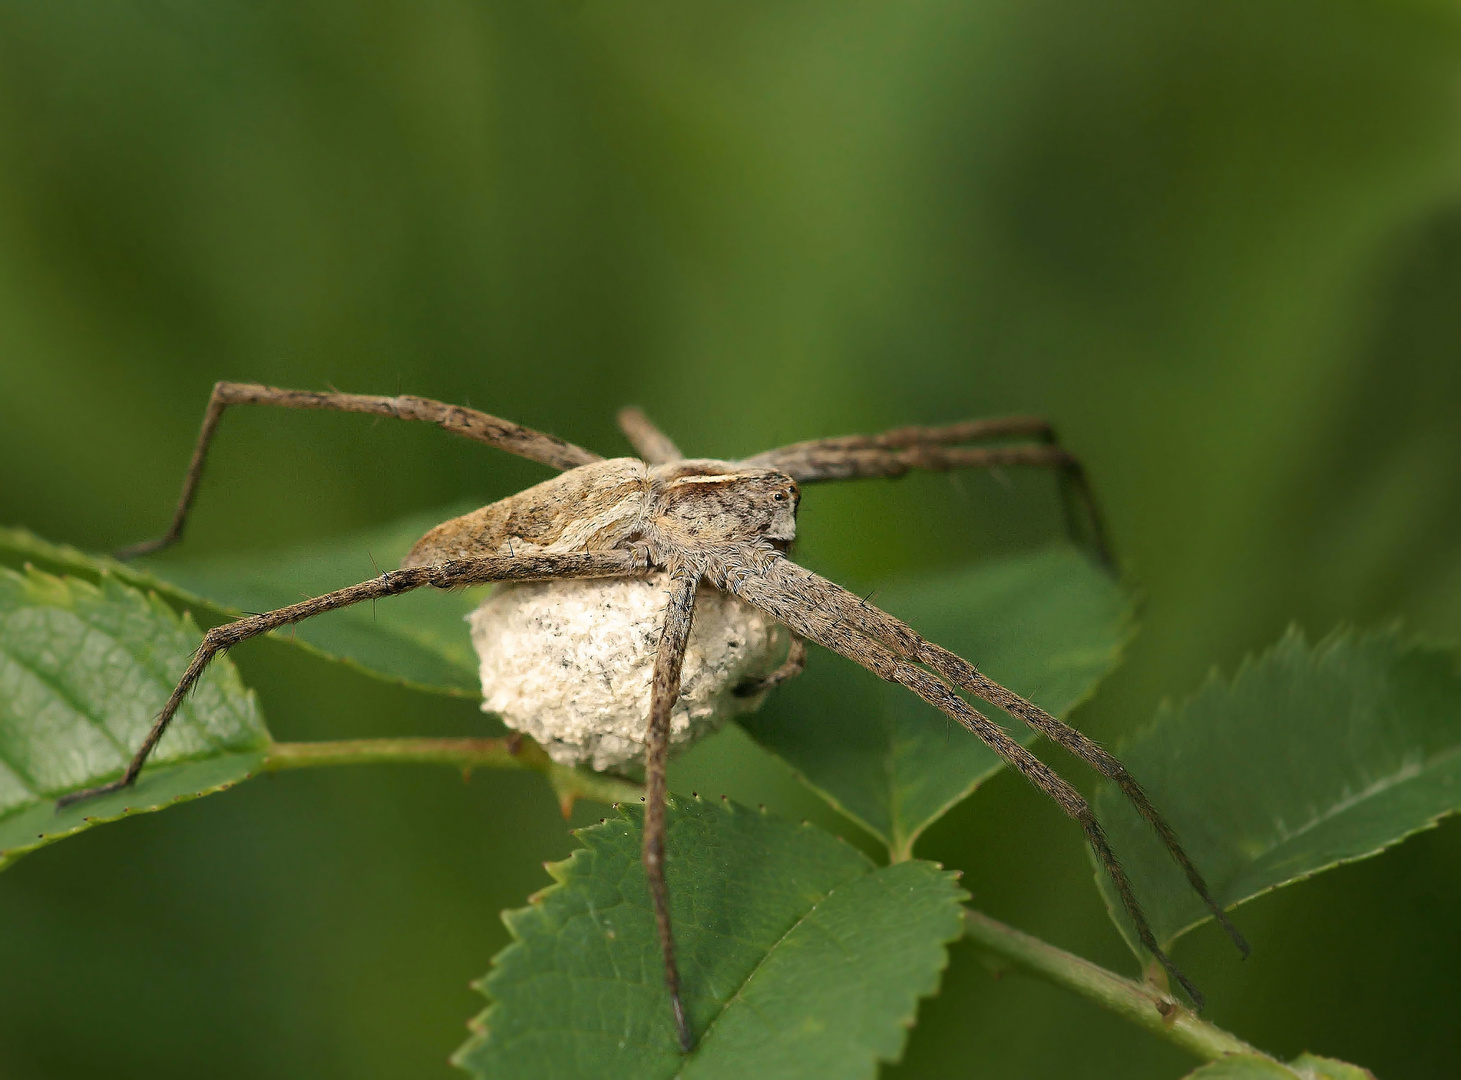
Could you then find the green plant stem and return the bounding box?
[962,909,1267,1063]
[263,736,642,813]
[262,737,1260,1062]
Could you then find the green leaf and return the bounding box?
[0,524,232,618]
[1177,1054,1376,1080]
[0,567,270,871]
[454,795,967,1080]
[1288,1054,1376,1080]
[741,547,1135,858]
[0,504,486,697]
[138,503,486,695]
[1096,627,1461,952]
[1179,1057,1299,1080]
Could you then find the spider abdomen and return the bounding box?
[469,574,789,771]
[402,458,651,567]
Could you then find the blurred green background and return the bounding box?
[2,0,1460,1076]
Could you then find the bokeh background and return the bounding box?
[2,1,1460,1076]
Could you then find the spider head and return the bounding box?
[648,460,800,551]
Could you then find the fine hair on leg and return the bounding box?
[641,569,701,1053]
[56,551,642,808]
[746,418,1113,566]
[617,406,684,465]
[747,416,1059,474]
[737,551,1247,957]
[117,382,603,559]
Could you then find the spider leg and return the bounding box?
[720,571,1208,1006]
[932,653,1250,958]
[642,569,701,1053]
[116,382,603,559]
[745,419,1112,567]
[747,415,1055,471]
[56,551,641,808]
[740,554,1248,958]
[617,406,684,464]
[733,633,807,697]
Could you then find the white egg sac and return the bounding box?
[469,574,790,772]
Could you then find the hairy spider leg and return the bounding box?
[617,406,684,465]
[722,551,1212,1007]
[733,633,808,697]
[55,552,641,808]
[641,569,701,1053]
[746,419,1113,567]
[746,553,1248,958]
[116,382,602,559]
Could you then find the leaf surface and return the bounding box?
[140,504,486,695]
[1179,1057,1298,1080]
[0,567,269,870]
[1096,627,1461,952]
[454,795,967,1080]
[741,547,1134,857]
[1,506,486,696]
[0,524,229,617]
[1288,1054,1376,1080]
[1177,1054,1375,1080]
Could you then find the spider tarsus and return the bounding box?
[113,535,175,561]
[1224,918,1253,959]
[1109,774,1249,959]
[672,994,694,1053]
[1164,960,1205,1013]
[55,775,133,810]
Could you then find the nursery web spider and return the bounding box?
[61,382,1248,1052]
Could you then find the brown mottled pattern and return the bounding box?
[401,459,650,567]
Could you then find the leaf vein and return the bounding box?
[673,873,857,1073]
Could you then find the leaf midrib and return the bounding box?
[0,633,132,786]
[1242,745,1461,872]
[673,869,867,1075]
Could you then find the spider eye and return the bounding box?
[772,492,786,501]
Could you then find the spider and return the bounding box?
[60,381,1247,1052]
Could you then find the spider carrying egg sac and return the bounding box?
[468,574,790,772]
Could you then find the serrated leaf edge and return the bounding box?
[0,565,272,868]
[453,795,961,1074]
[1097,624,1461,953]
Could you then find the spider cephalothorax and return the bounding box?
[646,460,800,554]
[67,383,1247,1055]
